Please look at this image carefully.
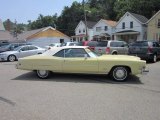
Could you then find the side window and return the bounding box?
[54,50,64,58]
[119,42,124,47]
[110,42,117,47]
[21,46,29,51]
[28,46,38,50]
[153,42,160,47]
[65,48,88,58]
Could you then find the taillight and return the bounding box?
[90,47,95,50]
[148,47,153,53]
[106,47,110,54]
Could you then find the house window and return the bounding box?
[96,27,101,32]
[79,29,81,33]
[157,19,160,28]
[130,21,133,28]
[105,26,108,31]
[83,29,85,33]
[122,22,125,29]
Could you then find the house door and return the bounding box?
[60,39,64,43]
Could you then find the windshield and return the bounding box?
[85,48,100,58]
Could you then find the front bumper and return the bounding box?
[0,55,8,61]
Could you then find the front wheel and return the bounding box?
[8,55,16,62]
[110,66,128,82]
[36,70,50,79]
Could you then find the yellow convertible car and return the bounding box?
[16,46,149,82]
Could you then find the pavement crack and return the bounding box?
[0,96,16,106]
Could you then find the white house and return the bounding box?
[72,20,97,41]
[93,19,117,41]
[114,12,148,43]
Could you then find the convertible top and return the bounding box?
[42,46,88,56]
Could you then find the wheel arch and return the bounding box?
[7,54,17,61]
[111,50,118,55]
[109,65,131,74]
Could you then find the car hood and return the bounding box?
[99,55,141,61]
[0,51,18,55]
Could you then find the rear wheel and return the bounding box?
[110,66,128,82]
[8,55,16,62]
[36,70,50,79]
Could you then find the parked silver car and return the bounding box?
[0,45,46,62]
[94,40,129,55]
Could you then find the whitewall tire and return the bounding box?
[110,66,128,82]
[36,70,50,79]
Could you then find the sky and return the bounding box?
[0,0,82,24]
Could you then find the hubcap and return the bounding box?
[9,56,15,61]
[116,69,125,78]
[113,67,127,81]
[38,70,47,76]
[37,70,49,78]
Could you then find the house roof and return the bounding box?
[0,30,13,41]
[129,12,148,23]
[147,10,160,23]
[116,12,148,27]
[101,19,117,27]
[17,26,70,40]
[82,21,97,29]
[17,27,46,40]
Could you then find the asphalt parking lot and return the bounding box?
[0,61,160,120]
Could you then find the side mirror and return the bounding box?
[18,50,21,52]
[84,54,88,59]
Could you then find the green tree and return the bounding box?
[56,1,84,36]
[114,0,160,20]
[28,14,57,30]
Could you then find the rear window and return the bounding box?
[97,41,108,47]
[110,41,124,47]
[87,41,98,47]
[130,42,148,47]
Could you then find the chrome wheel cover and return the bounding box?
[113,67,127,81]
[9,55,16,62]
[37,70,49,78]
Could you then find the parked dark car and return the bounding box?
[0,43,30,53]
[0,41,10,47]
[128,41,160,62]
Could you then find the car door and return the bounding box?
[121,41,129,54]
[18,46,29,58]
[62,48,99,74]
[27,46,39,56]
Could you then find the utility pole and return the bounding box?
[83,0,88,41]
